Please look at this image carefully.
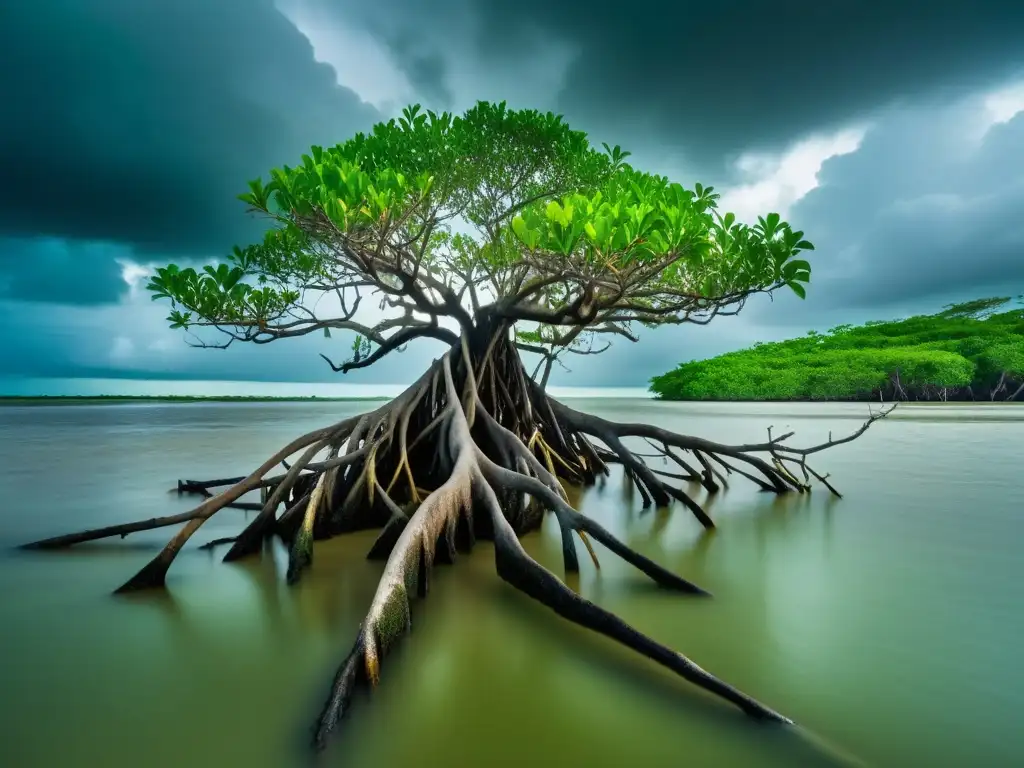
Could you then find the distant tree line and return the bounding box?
[650,296,1024,402]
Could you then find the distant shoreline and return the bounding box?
[3,394,1018,407]
[650,398,1022,405]
[0,395,392,406]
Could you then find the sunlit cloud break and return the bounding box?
[720,126,868,223]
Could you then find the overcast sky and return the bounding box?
[1,0,1022,388]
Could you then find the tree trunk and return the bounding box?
[991,371,1008,401]
[539,355,555,390]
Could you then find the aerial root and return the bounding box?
[274,491,313,542]
[366,512,409,560]
[313,627,369,751]
[174,477,264,511]
[286,471,329,584]
[175,476,245,495]
[19,420,349,554]
[313,356,787,752]
[20,511,218,551]
[223,433,340,563]
[19,336,891,754]
[314,359,473,747]
[19,417,362,589]
[547,398,895,528]
[481,476,791,724]
[576,531,601,569]
[477,457,709,596]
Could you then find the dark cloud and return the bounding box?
[373,29,454,108]
[303,0,1024,175]
[0,0,379,303]
[1,0,1022,387]
[740,102,1024,330]
[0,238,130,305]
[550,97,1024,382]
[0,296,447,384]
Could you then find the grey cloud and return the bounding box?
[2,0,1022,388]
[742,102,1024,329]
[0,238,130,305]
[298,0,1024,177]
[375,30,454,108]
[0,0,379,304]
[0,296,445,383]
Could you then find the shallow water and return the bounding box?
[1,400,1021,767]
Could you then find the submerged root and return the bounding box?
[315,357,475,746]
[311,350,797,749]
[286,471,329,584]
[21,330,890,752]
[549,395,895,528]
[481,474,790,724]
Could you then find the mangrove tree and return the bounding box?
[23,102,890,751]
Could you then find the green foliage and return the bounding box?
[147,101,814,334]
[508,183,813,302]
[650,297,1024,401]
[514,329,544,344]
[148,262,299,330]
[350,335,372,363]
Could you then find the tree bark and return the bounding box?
[991,371,1008,401]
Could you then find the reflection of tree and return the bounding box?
[563,465,858,767]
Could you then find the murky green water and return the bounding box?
[1,400,1021,767]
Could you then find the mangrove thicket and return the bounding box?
[651,296,1024,402]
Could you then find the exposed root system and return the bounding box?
[21,330,892,752]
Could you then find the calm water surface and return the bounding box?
[0,400,1021,768]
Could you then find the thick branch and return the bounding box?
[320,324,458,373]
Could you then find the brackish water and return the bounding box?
[1,400,1021,768]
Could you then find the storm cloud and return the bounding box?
[0,0,378,284]
[0,0,1022,387]
[288,0,1024,175]
[735,89,1024,327]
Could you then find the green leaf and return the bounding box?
[782,259,812,280]
[787,281,807,299]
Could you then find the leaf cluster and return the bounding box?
[147,100,817,343]
[148,263,299,330]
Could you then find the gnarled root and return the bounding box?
[311,350,792,750]
[548,395,895,529]
[21,328,890,752]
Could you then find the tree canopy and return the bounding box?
[146,101,814,374]
[650,297,1024,402]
